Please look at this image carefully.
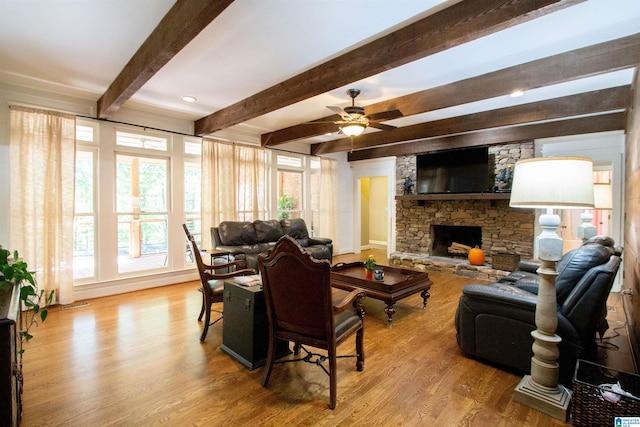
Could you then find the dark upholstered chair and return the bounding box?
[258,235,365,409]
[455,237,621,386]
[182,224,256,342]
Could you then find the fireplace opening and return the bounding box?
[431,225,482,257]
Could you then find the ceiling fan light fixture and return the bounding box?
[341,123,366,137]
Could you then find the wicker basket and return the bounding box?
[491,253,520,271]
[571,359,640,426]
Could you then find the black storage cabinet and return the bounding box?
[221,281,289,370]
[1,282,21,427]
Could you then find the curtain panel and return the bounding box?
[319,157,339,253]
[201,138,268,249]
[9,106,76,305]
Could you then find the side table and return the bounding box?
[221,281,290,370]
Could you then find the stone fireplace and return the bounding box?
[395,198,534,265]
[391,142,536,279]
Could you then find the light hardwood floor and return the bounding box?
[20,250,633,426]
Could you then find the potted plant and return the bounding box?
[0,245,53,353]
[363,254,376,280]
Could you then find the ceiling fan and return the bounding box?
[323,89,403,136]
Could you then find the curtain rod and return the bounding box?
[19,109,323,158]
[76,114,195,137]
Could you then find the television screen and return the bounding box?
[416,147,490,194]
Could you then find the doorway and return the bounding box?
[360,176,388,251]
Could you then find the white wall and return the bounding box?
[325,152,355,255]
[536,130,625,291]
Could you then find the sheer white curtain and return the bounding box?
[9,106,76,304]
[201,138,268,249]
[319,157,339,252]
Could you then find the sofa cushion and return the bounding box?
[280,218,310,247]
[217,221,257,246]
[254,220,284,243]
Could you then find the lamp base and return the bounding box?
[514,375,571,421]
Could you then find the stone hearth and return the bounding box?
[389,253,510,282]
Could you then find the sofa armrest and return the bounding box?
[309,236,332,246]
[214,245,247,257]
[517,259,541,273]
[461,283,538,310]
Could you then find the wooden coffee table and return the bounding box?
[330,262,432,326]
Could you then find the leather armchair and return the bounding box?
[455,238,621,386]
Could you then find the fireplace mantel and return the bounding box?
[396,193,511,201]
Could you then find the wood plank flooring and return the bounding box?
[19,250,633,426]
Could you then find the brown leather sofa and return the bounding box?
[455,236,621,386]
[211,218,333,271]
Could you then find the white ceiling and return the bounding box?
[1,0,639,148]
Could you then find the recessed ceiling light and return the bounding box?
[510,90,525,98]
[182,96,197,103]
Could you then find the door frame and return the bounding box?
[351,158,396,258]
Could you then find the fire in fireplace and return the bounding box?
[431,225,482,257]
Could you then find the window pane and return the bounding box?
[116,131,167,151]
[277,170,302,220]
[116,155,167,213]
[277,155,302,168]
[75,151,94,213]
[184,161,201,251]
[76,125,94,142]
[139,160,167,212]
[116,154,169,274]
[73,216,94,280]
[118,214,168,273]
[184,141,201,155]
[184,163,201,212]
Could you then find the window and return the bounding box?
[116,153,169,274]
[276,155,303,220]
[184,138,202,257]
[73,122,98,281]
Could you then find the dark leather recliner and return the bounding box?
[455,236,621,386]
[211,218,332,271]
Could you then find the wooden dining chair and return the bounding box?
[182,224,256,341]
[258,235,365,409]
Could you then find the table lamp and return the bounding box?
[509,156,594,420]
[578,182,613,241]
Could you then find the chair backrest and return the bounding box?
[183,223,212,285]
[555,241,615,303]
[560,253,621,343]
[258,235,333,340]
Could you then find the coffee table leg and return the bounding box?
[384,303,396,327]
[421,289,431,309]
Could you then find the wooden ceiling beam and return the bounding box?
[263,33,640,146]
[311,85,631,155]
[195,0,583,136]
[347,112,626,161]
[97,0,234,119]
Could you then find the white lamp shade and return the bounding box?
[341,123,366,136]
[593,183,613,210]
[509,157,594,209]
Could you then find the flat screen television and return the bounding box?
[416,147,491,194]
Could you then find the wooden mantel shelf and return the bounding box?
[396,192,511,201]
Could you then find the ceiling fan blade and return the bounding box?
[366,109,403,122]
[326,105,351,120]
[368,122,397,131]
